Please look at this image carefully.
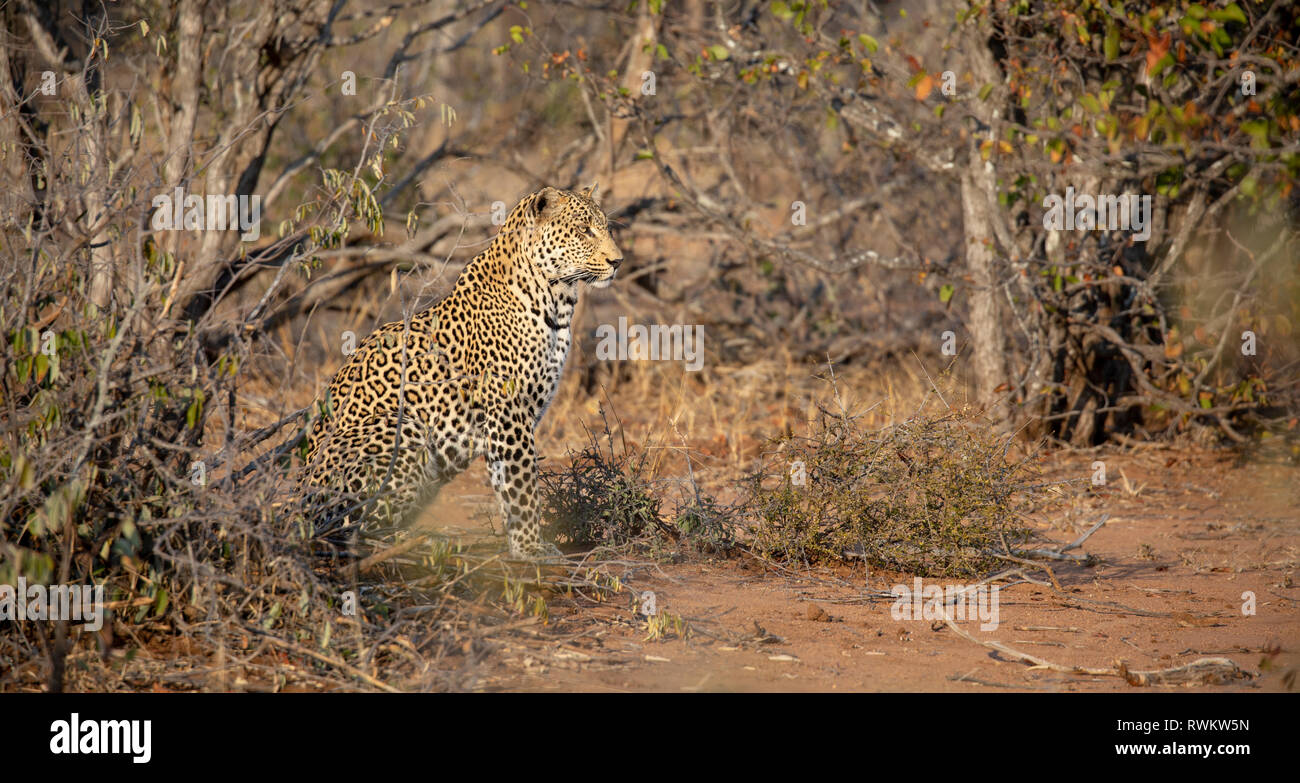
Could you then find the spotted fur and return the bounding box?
[297,186,622,559]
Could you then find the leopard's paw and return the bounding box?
[510,540,566,563]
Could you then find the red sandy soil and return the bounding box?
[416,448,1298,692]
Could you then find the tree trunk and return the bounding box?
[960,22,1010,425]
[961,164,1010,425]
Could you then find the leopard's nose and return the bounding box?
[610,257,623,271]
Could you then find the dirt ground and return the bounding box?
[230,339,1300,693]
[413,445,1298,692]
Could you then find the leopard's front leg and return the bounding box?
[486,422,563,561]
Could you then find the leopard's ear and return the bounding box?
[531,187,563,222]
[579,181,600,203]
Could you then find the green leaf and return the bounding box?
[1149,52,1175,78]
[263,601,282,630]
[1209,3,1246,25]
[772,1,795,21]
[939,284,955,303]
[1241,119,1270,148]
[1210,27,1229,57]
[1104,24,1119,61]
[858,34,878,54]
[706,44,729,61]
[17,456,35,490]
[186,389,206,429]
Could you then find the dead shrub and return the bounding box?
[672,492,738,555]
[538,411,739,556]
[742,406,1040,578]
[538,415,665,550]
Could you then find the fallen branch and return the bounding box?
[1019,514,1110,563]
[253,630,400,693]
[359,533,432,575]
[939,606,1251,687]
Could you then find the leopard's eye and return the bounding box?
[585,226,596,237]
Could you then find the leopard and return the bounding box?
[296,185,622,560]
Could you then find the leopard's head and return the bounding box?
[511,185,622,288]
